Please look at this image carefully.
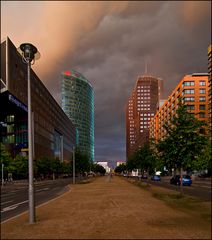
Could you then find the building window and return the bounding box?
[199,105,206,110]
[183,89,195,95]
[182,81,195,87]
[199,96,206,102]
[6,115,15,123]
[199,89,206,94]
[199,81,206,86]
[184,97,195,102]
[186,105,195,110]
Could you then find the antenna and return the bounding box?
[145,58,148,74]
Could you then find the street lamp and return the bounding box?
[73,146,75,184]
[1,163,4,186]
[18,43,40,224]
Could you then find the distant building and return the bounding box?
[150,73,209,141]
[95,162,110,173]
[208,45,212,139]
[0,37,76,160]
[126,75,163,159]
[61,70,94,161]
[116,161,126,167]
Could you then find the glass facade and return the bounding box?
[0,37,76,161]
[61,70,94,161]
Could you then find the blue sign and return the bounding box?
[8,94,27,112]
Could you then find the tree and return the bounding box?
[74,148,90,174]
[193,139,211,175]
[92,163,106,175]
[12,155,28,179]
[126,143,157,176]
[0,144,13,179]
[156,101,209,186]
[114,163,127,174]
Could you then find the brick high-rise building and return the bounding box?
[150,73,209,141]
[208,45,212,140]
[126,75,163,159]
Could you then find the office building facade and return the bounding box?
[0,37,76,160]
[126,75,162,159]
[61,70,94,161]
[208,45,212,139]
[150,73,209,141]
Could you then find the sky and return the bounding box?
[1,1,211,167]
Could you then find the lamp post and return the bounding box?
[18,43,40,224]
[1,163,4,186]
[73,146,75,184]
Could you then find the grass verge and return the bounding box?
[127,177,211,223]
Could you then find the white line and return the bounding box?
[35,187,49,192]
[1,200,28,213]
[1,186,71,224]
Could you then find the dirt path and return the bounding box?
[1,176,211,239]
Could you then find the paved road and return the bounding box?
[1,178,74,222]
[134,176,211,201]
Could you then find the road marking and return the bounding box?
[35,187,49,192]
[1,200,28,213]
[1,186,71,224]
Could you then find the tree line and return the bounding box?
[115,102,211,176]
[0,146,106,181]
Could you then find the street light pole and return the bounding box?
[27,58,35,223]
[1,163,4,186]
[18,43,40,224]
[73,146,75,184]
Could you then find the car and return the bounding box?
[151,175,161,181]
[170,175,192,186]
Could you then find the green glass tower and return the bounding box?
[61,70,94,161]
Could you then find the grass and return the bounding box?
[152,191,211,223]
[128,177,211,223]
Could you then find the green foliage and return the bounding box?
[156,102,209,172]
[114,163,127,174]
[35,157,66,178]
[193,139,211,174]
[92,163,106,175]
[126,143,157,175]
[12,155,28,179]
[0,144,13,169]
[74,147,90,174]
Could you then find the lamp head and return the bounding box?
[18,43,40,62]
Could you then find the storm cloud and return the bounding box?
[1,1,211,166]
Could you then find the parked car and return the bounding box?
[170,175,192,186]
[151,175,161,181]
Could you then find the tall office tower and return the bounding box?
[126,75,163,159]
[208,45,212,140]
[61,70,94,161]
[150,73,209,141]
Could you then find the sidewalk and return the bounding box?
[1,176,211,239]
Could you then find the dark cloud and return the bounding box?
[2,1,211,165]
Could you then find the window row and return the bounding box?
[182,89,206,94]
[182,80,206,86]
[186,105,206,110]
[184,96,206,102]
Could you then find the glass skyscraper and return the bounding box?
[61,70,94,161]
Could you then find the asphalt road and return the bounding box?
[137,177,211,201]
[1,178,74,222]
